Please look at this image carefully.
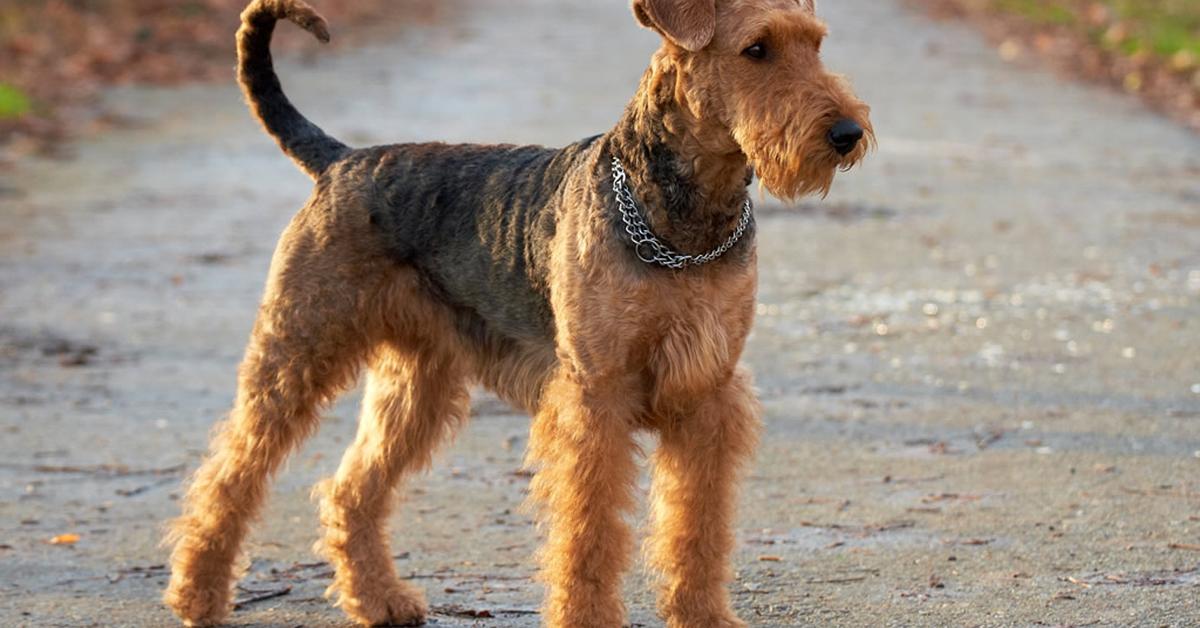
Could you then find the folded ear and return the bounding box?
[632,0,717,52]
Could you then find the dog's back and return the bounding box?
[349,137,598,345]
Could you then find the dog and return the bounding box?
[163,0,872,626]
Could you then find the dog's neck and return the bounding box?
[606,51,753,255]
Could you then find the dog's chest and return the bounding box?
[641,271,756,400]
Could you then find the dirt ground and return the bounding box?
[1,0,1198,626]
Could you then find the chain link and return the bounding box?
[610,156,753,270]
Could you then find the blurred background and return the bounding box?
[1,1,1198,626]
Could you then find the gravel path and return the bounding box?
[1,1,1198,626]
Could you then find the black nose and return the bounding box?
[828,119,864,156]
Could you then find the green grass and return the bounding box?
[994,0,1076,25]
[992,0,1200,60]
[1110,0,1200,57]
[0,83,31,119]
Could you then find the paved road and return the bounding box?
[2,0,1199,626]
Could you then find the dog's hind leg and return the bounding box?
[315,342,470,627]
[164,213,388,627]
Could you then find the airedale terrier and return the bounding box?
[163,0,872,626]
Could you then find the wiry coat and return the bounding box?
[164,0,872,627]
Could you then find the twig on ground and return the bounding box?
[806,575,870,584]
[116,476,178,497]
[0,462,185,477]
[233,585,292,610]
[407,572,533,581]
[432,604,539,618]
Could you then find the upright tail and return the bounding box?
[237,0,348,179]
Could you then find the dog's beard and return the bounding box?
[733,102,873,201]
[749,141,839,200]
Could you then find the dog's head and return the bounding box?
[633,0,874,199]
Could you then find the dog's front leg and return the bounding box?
[648,368,761,628]
[526,371,640,628]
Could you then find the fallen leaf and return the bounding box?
[998,39,1022,61]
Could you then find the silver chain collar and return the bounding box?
[610,156,753,270]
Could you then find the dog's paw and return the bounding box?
[336,581,428,627]
[163,576,233,627]
[666,612,746,628]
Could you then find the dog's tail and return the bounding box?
[237,0,348,179]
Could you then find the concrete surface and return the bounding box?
[1,0,1198,626]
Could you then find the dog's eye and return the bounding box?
[742,42,767,60]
